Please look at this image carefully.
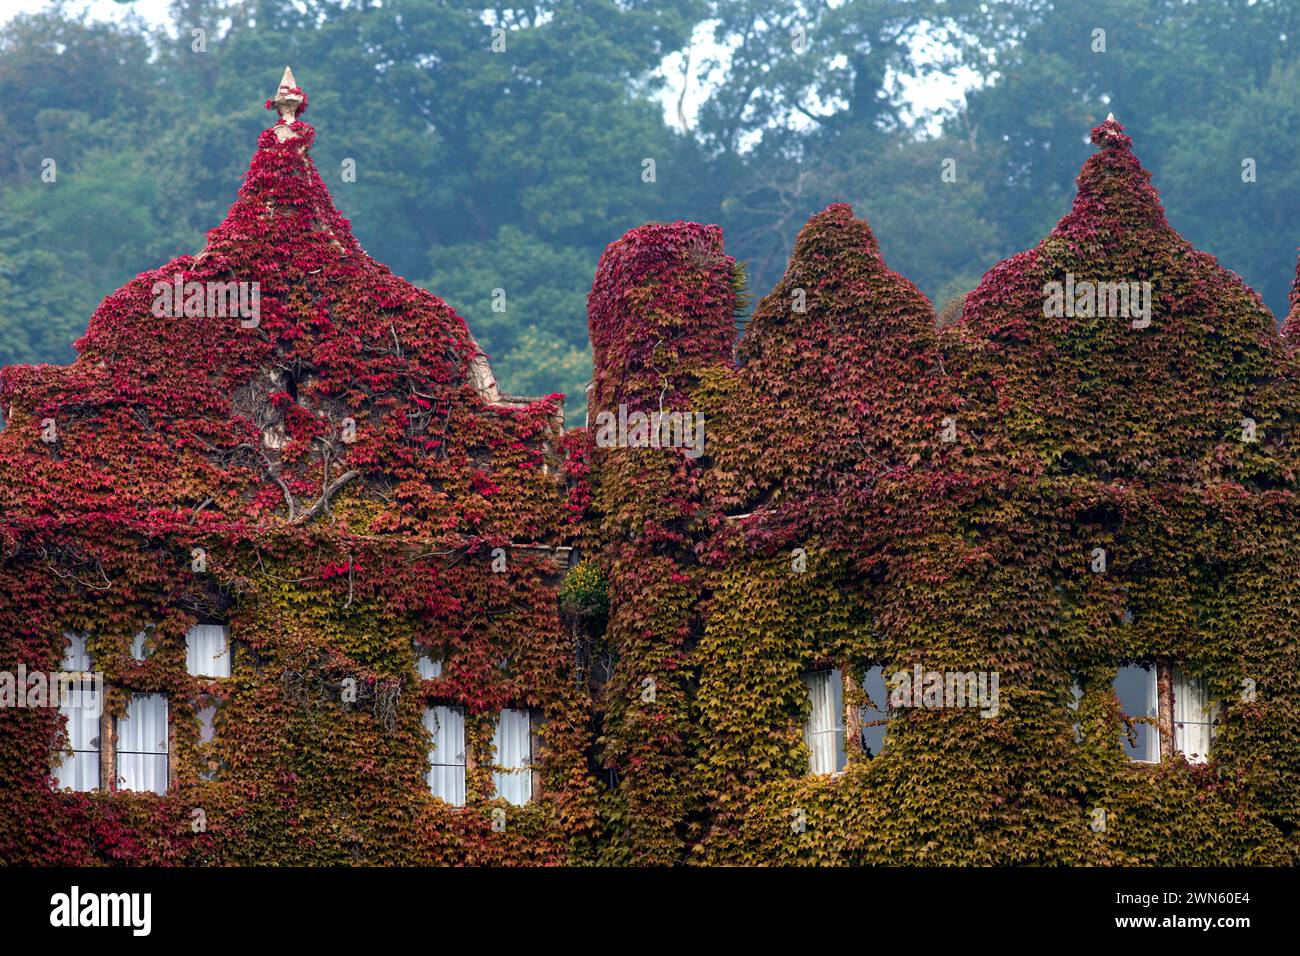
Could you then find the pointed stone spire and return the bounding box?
[1094,110,1127,145]
[1092,111,1131,152]
[268,66,307,141]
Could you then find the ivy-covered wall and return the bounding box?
[588,119,1300,865]
[1,79,1296,867]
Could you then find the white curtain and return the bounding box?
[116,694,168,794]
[130,629,152,661]
[1172,667,1216,763]
[1114,665,1158,761]
[492,709,533,805]
[425,706,465,806]
[860,666,888,757]
[61,631,91,672]
[415,645,442,680]
[196,704,217,743]
[196,704,219,780]
[54,681,100,791]
[803,669,845,774]
[186,625,231,678]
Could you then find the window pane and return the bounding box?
[62,683,100,751]
[195,703,220,781]
[117,753,169,794]
[425,706,465,806]
[53,749,100,792]
[196,704,217,743]
[1114,665,1158,761]
[860,665,888,757]
[186,625,231,678]
[493,709,533,806]
[802,669,845,774]
[61,631,91,672]
[54,681,100,792]
[1070,679,1083,742]
[1172,667,1215,763]
[116,694,168,794]
[415,645,442,680]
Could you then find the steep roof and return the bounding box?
[1282,252,1300,345]
[697,202,946,543]
[947,116,1288,485]
[0,68,564,543]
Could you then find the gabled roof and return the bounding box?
[0,69,564,540]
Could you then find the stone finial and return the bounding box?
[270,67,306,140]
[1095,111,1124,143]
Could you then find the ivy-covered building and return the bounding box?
[0,70,593,865]
[588,114,1300,866]
[1,73,1297,866]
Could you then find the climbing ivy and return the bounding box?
[0,85,597,866]
[3,91,1297,867]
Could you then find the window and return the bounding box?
[62,630,91,672]
[860,665,889,757]
[1114,663,1219,763]
[492,708,533,805]
[1069,679,1084,742]
[186,624,231,678]
[802,669,845,774]
[116,693,169,794]
[196,703,220,781]
[425,705,465,806]
[1171,667,1218,764]
[53,632,100,792]
[196,705,217,743]
[53,632,210,794]
[1114,665,1158,762]
[130,627,154,662]
[414,644,442,680]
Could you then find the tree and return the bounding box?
[963,0,1300,316]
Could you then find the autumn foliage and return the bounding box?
[594,118,1300,864]
[0,83,592,864]
[2,84,1298,866]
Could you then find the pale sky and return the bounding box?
[0,0,173,27]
